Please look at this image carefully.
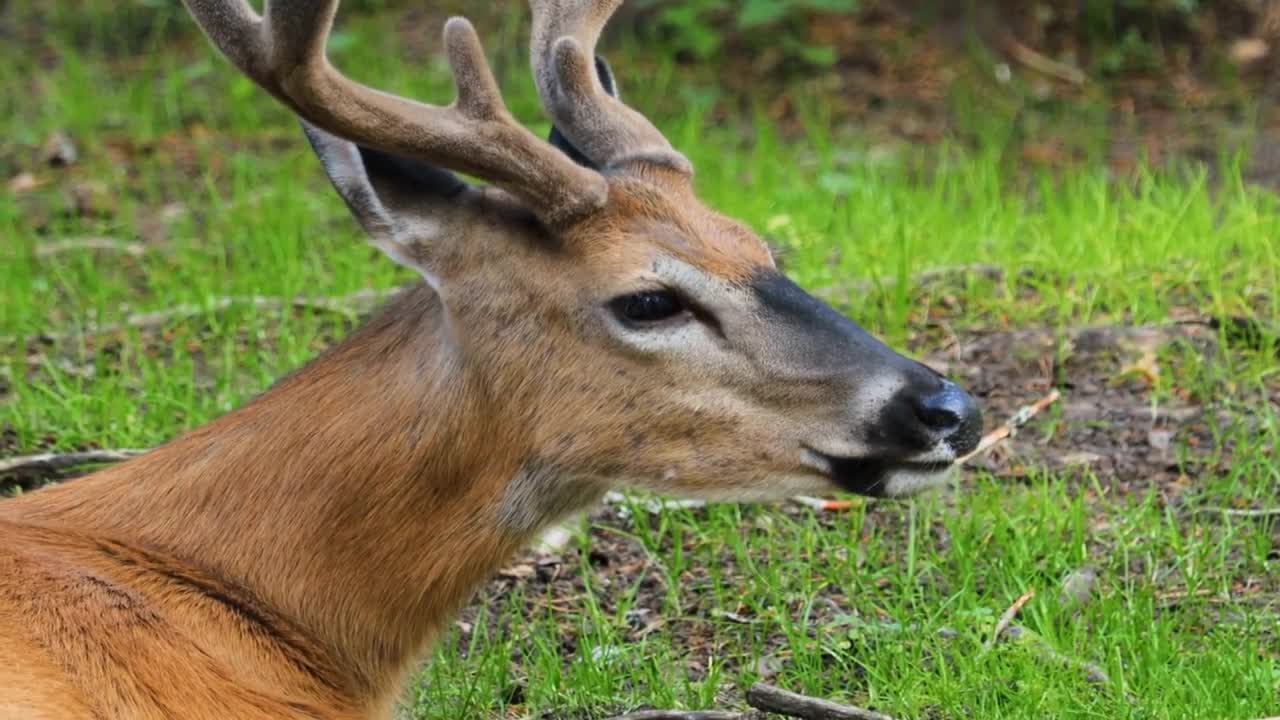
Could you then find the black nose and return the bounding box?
[912,382,982,454]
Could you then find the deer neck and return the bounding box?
[11,284,561,701]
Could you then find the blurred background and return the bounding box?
[2,2,1278,719]
[4,0,1278,174]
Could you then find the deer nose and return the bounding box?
[912,382,982,455]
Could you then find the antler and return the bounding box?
[182,0,608,225]
[530,0,693,175]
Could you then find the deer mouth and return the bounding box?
[803,450,954,498]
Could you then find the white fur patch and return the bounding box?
[495,464,605,533]
[881,465,955,497]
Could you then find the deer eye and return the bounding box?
[610,290,686,325]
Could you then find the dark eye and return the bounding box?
[610,290,686,325]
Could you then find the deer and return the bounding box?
[0,1,983,718]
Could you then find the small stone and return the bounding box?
[42,131,78,167]
[1060,566,1099,606]
[1147,429,1173,451]
[756,654,784,680]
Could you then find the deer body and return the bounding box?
[2,286,528,718]
[1,1,982,717]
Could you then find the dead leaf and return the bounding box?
[1116,347,1160,385]
[1230,38,1269,65]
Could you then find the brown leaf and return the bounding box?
[1230,38,1269,65]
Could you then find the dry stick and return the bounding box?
[604,707,747,712]
[0,449,147,476]
[791,495,855,512]
[746,683,895,720]
[1000,35,1087,86]
[988,589,1036,647]
[958,389,1062,465]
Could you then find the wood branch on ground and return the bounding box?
[0,449,147,476]
[958,389,1062,464]
[999,34,1088,85]
[791,495,856,511]
[745,682,895,720]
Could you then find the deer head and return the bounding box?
[181,0,982,529]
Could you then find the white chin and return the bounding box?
[880,465,956,498]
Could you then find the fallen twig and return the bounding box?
[745,682,895,720]
[958,389,1061,465]
[1001,35,1087,86]
[989,589,1035,647]
[604,707,747,712]
[0,449,147,476]
[791,496,856,512]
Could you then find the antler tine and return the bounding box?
[529,0,693,176]
[182,0,608,226]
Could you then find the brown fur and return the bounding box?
[1,288,536,718]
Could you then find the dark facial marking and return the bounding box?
[750,271,909,374]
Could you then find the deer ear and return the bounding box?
[548,54,618,169]
[302,121,470,288]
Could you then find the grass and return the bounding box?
[2,3,1278,719]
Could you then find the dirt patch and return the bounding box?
[920,321,1276,496]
